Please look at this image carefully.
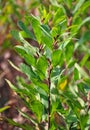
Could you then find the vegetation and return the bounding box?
[1,0,90,130]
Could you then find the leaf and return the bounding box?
[58,79,68,91]
[0,106,10,113]
[52,49,62,66]
[19,63,48,93]
[78,17,90,30]
[75,63,89,78]
[80,110,88,130]
[53,8,66,25]
[36,56,48,77]
[60,36,73,50]
[65,42,74,62]
[30,100,44,122]
[51,66,61,81]
[20,63,38,80]
[20,63,49,93]
[74,68,79,81]
[73,1,90,20]
[15,45,36,66]
[40,24,53,48]
[10,30,21,42]
[6,79,18,92]
[6,118,33,130]
[26,15,42,44]
[34,81,49,94]
[50,0,58,6]
[11,30,33,48]
[79,31,90,45]
[8,60,20,71]
[18,110,38,125]
[73,0,85,14]
[80,53,89,67]
[18,21,36,40]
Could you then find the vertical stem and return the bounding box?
[48,78,50,130]
[47,59,52,130]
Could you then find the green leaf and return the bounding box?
[53,8,66,25]
[20,63,38,80]
[60,36,73,50]
[73,0,85,14]
[80,53,89,67]
[0,106,10,113]
[36,56,48,78]
[40,24,53,48]
[11,30,34,48]
[15,45,36,66]
[51,27,58,37]
[79,31,90,45]
[52,49,62,66]
[6,79,18,92]
[20,63,49,93]
[50,0,58,6]
[6,118,33,130]
[30,100,44,122]
[73,1,90,21]
[26,15,42,44]
[78,17,90,30]
[10,30,21,41]
[18,21,36,40]
[80,110,88,130]
[75,63,89,78]
[74,68,79,81]
[65,42,74,62]
[19,63,48,93]
[18,109,38,125]
[34,81,49,94]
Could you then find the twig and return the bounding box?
[47,59,52,130]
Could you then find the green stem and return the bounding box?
[47,59,52,130]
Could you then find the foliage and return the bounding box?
[6,0,90,130]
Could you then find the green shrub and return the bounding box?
[7,0,90,130]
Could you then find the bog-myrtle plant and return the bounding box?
[6,1,90,130]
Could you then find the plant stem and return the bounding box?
[47,59,52,130]
[48,79,51,130]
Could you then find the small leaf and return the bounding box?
[36,56,48,77]
[11,30,32,47]
[18,21,36,40]
[8,60,20,71]
[10,30,21,41]
[6,118,32,130]
[40,24,53,48]
[58,79,68,91]
[80,53,89,67]
[6,79,18,92]
[15,45,36,66]
[20,63,38,80]
[75,63,89,78]
[30,100,44,122]
[74,68,79,81]
[26,15,42,44]
[18,110,38,125]
[78,17,90,30]
[0,106,10,113]
[52,49,62,66]
[73,0,85,14]
[79,31,90,45]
